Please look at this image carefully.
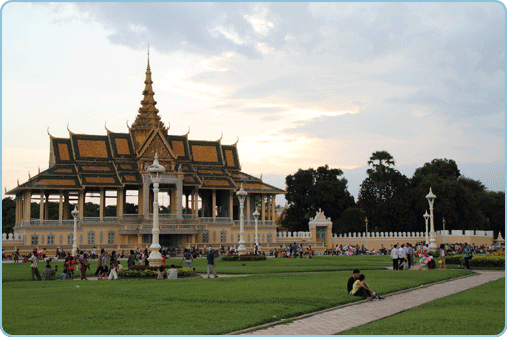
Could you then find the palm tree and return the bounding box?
[366,151,396,185]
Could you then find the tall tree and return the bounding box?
[282,165,354,233]
[366,150,396,186]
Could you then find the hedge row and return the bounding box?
[444,254,505,268]
[118,267,193,278]
[221,255,267,261]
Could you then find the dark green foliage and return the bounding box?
[336,207,365,234]
[282,165,355,233]
[118,267,193,278]
[2,197,16,234]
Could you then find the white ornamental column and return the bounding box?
[147,153,165,267]
[426,187,437,252]
[236,184,248,255]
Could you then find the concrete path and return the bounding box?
[230,270,505,335]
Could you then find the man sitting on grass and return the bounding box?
[351,274,383,300]
[42,263,58,281]
[347,269,360,294]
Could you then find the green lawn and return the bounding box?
[2,258,473,335]
[338,278,505,335]
[2,255,393,281]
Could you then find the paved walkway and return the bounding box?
[230,270,505,335]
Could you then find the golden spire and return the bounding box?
[131,47,166,134]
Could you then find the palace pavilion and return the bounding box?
[6,58,286,254]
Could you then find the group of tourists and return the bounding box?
[272,243,314,258]
[390,243,415,270]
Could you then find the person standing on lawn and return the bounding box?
[397,244,406,269]
[78,251,90,280]
[347,269,360,294]
[108,251,118,280]
[206,247,218,278]
[463,242,472,270]
[391,244,399,270]
[439,244,447,270]
[29,250,42,281]
[181,249,193,268]
[127,250,137,267]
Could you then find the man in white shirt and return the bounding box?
[391,245,399,270]
[29,250,42,281]
[398,244,407,269]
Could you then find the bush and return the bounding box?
[221,255,267,261]
[445,254,505,268]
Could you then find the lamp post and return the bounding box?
[71,206,79,257]
[365,217,369,250]
[442,217,446,246]
[426,187,437,252]
[147,153,165,267]
[236,184,248,255]
[253,209,260,249]
[423,210,430,245]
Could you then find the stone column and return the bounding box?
[272,195,276,222]
[246,194,251,223]
[99,188,105,221]
[117,188,124,218]
[78,190,85,220]
[44,192,50,221]
[25,191,32,221]
[261,194,265,223]
[59,191,64,223]
[229,192,234,221]
[138,186,145,216]
[39,191,44,223]
[63,192,70,220]
[266,195,271,221]
[212,189,216,221]
[194,188,200,218]
[176,173,184,219]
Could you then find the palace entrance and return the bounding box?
[160,234,182,249]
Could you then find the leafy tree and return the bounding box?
[282,165,354,233]
[2,197,16,234]
[410,159,491,233]
[358,169,416,232]
[84,202,99,217]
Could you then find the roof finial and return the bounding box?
[147,44,150,68]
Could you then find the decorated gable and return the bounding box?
[138,130,175,160]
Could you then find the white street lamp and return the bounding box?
[426,187,437,252]
[365,217,369,250]
[236,184,248,255]
[147,153,165,267]
[423,210,430,245]
[253,209,260,251]
[71,206,79,257]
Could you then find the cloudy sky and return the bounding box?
[2,2,505,205]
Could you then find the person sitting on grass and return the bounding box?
[42,263,58,281]
[351,274,378,300]
[347,269,360,294]
[167,264,178,279]
[156,266,167,279]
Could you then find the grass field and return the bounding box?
[338,278,505,335]
[2,256,474,335]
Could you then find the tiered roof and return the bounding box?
[7,58,285,196]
